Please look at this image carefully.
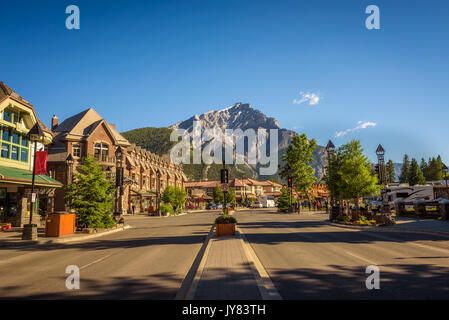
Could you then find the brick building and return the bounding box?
[125,144,186,214]
[47,107,186,214]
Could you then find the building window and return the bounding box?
[20,148,28,162]
[94,142,108,161]
[3,110,12,122]
[1,143,9,158]
[0,127,28,162]
[11,146,18,160]
[73,144,81,157]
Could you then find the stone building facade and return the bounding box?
[47,107,186,214]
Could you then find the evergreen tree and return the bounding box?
[420,158,428,180]
[277,188,290,212]
[426,156,443,181]
[399,154,410,183]
[386,160,395,183]
[408,158,426,186]
[65,156,116,229]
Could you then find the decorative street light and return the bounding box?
[22,121,45,240]
[156,169,162,217]
[376,144,390,213]
[115,146,124,217]
[325,140,335,218]
[65,153,75,212]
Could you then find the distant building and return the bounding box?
[0,82,62,227]
[184,178,282,207]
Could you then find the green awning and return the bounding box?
[0,165,63,188]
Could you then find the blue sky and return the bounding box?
[1,0,448,164]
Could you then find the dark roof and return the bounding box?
[0,81,33,107]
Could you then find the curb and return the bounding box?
[175,226,215,300]
[326,221,449,238]
[0,225,132,247]
[236,227,282,300]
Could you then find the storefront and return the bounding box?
[0,165,62,227]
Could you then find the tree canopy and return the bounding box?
[278,133,317,197]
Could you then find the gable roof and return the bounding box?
[0,81,33,108]
[53,107,130,146]
[0,82,52,136]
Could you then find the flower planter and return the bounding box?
[216,223,235,236]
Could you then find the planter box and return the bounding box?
[216,223,235,236]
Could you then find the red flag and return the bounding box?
[35,151,47,175]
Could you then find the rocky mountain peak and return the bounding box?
[170,102,280,132]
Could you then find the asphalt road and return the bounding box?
[235,209,449,299]
[0,211,218,299]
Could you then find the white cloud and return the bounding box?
[293,91,321,106]
[335,121,377,138]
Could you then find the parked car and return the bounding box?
[206,203,216,210]
[216,203,223,209]
[251,201,263,208]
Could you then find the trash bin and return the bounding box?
[45,212,76,237]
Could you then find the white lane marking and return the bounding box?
[79,253,115,270]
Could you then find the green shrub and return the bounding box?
[214,215,237,225]
[160,204,174,215]
[337,215,351,223]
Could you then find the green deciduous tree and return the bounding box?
[324,140,380,209]
[65,156,116,229]
[224,187,236,204]
[212,185,223,204]
[162,186,186,212]
[278,133,317,201]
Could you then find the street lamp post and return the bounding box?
[376,144,389,213]
[325,140,335,220]
[65,153,75,212]
[156,169,162,217]
[22,122,45,240]
[115,146,124,218]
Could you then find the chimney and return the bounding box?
[109,123,116,131]
[51,115,58,131]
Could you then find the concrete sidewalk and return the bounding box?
[0,224,131,247]
[387,216,449,235]
[185,228,281,300]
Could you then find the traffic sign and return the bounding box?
[221,183,229,192]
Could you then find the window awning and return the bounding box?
[0,166,63,188]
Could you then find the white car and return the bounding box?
[251,201,263,208]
